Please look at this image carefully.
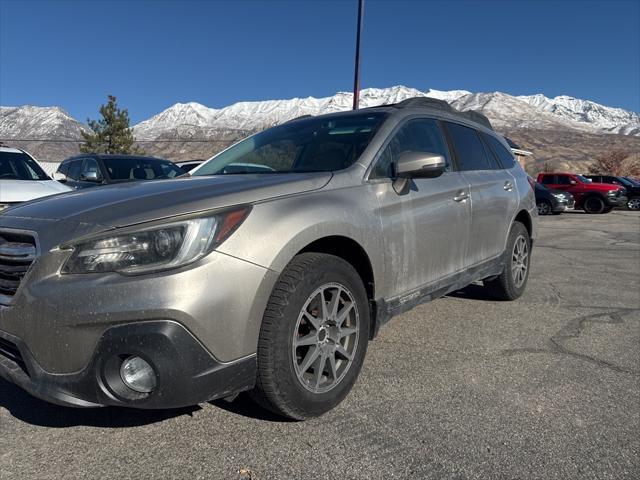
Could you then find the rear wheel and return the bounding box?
[483,222,531,301]
[627,197,640,211]
[583,196,605,214]
[537,201,552,216]
[251,253,369,420]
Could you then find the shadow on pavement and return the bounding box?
[0,377,200,428]
[210,393,293,423]
[446,283,497,302]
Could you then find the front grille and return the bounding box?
[0,230,37,305]
[0,336,29,376]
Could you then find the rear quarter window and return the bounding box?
[482,133,516,169]
[445,122,493,171]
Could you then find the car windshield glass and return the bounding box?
[576,175,592,183]
[102,157,185,181]
[0,151,49,181]
[614,177,633,187]
[192,113,388,176]
[624,177,640,186]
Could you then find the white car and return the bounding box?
[0,147,72,211]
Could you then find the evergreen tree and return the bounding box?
[80,95,143,154]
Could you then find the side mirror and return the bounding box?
[396,151,446,179]
[53,172,67,182]
[393,151,446,194]
[569,180,577,185]
[80,171,101,183]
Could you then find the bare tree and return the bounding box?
[591,150,640,177]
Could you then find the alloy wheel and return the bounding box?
[628,197,640,211]
[292,283,360,394]
[511,235,529,288]
[537,202,551,215]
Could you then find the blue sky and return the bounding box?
[1,0,638,123]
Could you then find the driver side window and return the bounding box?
[371,118,450,178]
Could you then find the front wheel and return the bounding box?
[627,197,640,211]
[583,196,605,214]
[250,253,370,420]
[483,221,531,301]
[537,201,552,216]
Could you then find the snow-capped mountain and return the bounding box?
[518,94,640,135]
[133,86,473,140]
[132,86,638,142]
[1,86,638,164]
[0,106,88,161]
[0,105,86,140]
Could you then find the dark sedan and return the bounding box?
[535,182,575,215]
[54,154,185,189]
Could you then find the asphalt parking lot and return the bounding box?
[1,210,638,480]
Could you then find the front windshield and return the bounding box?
[192,112,388,176]
[102,157,184,181]
[576,175,592,183]
[624,177,640,186]
[0,151,49,181]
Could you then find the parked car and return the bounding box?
[534,182,575,215]
[583,175,640,211]
[0,147,72,212]
[54,154,185,189]
[175,160,204,173]
[536,172,627,214]
[0,97,536,420]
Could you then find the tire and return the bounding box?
[627,197,640,211]
[583,196,605,214]
[250,252,370,420]
[602,206,613,214]
[537,201,552,216]
[483,222,531,301]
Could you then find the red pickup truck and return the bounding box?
[537,173,627,214]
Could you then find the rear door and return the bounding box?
[444,122,516,266]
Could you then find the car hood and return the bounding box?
[0,180,72,202]
[586,182,624,192]
[2,173,332,229]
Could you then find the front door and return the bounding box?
[371,118,471,297]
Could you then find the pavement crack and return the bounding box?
[502,309,639,376]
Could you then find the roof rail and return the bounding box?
[285,114,313,123]
[461,110,493,130]
[393,97,494,130]
[394,97,454,113]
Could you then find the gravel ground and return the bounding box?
[1,210,638,480]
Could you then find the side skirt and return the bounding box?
[370,255,503,338]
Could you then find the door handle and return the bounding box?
[453,191,469,202]
[504,181,514,191]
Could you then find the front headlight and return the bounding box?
[552,193,565,200]
[62,207,249,274]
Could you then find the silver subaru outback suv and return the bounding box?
[0,98,536,419]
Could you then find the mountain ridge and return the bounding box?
[1,86,638,171]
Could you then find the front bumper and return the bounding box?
[606,195,628,207]
[0,321,256,408]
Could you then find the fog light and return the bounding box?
[120,356,157,393]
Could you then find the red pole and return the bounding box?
[352,0,364,110]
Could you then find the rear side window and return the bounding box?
[445,122,493,171]
[482,133,516,169]
[540,175,554,185]
[372,118,450,178]
[555,175,573,185]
